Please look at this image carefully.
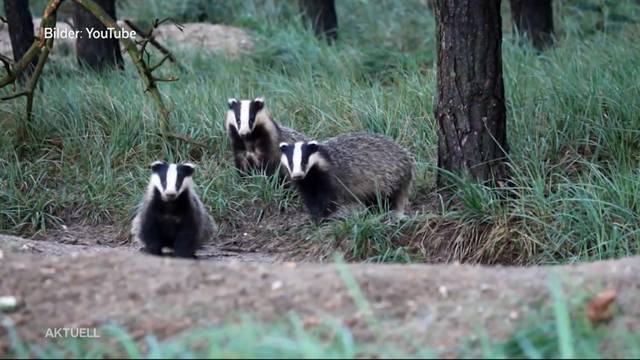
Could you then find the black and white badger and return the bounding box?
[279,133,414,223]
[226,97,307,177]
[130,161,217,258]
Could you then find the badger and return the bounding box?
[279,133,414,223]
[130,161,217,258]
[226,97,307,177]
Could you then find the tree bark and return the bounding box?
[4,0,37,79]
[509,0,554,50]
[73,0,123,71]
[434,0,508,187]
[299,0,338,44]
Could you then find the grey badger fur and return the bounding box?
[130,161,217,258]
[226,97,307,177]
[279,133,414,223]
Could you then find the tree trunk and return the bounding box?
[509,0,554,50]
[434,0,508,187]
[4,0,36,79]
[299,0,338,44]
[73,0,123,71]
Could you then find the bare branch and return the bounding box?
[123,19,183,70]
[1,91,28,101]
[149,54,171,72]
[0,42,40,87]
[152,76,179,83]
[1,0,61,149]
[72,0,172,131]
[0,54,13,77]
[0,54,13,65]
[24,39,53,124]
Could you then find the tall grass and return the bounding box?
[0,0,639,264]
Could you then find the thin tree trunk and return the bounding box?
[73,0,123,71]
[4,0,37,79]
[509,0,554,50]
[299,0,338,43]
[434,0,508,187]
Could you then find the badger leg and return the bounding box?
[174,228,198,259]
[302,192,334,224]
[234,154,251,175]
[140,219,163,256]
[390,186,409,217]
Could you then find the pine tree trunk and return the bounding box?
[74,0,123,71]
[434,0,508,187]
[299,0,338,43]
[509,0,554,50]
[4,0,36,79]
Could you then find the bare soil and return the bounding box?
[1,230,639,356]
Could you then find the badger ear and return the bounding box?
[180,162,196,177]
[279,142,288,152]
[253,97,265,112]
[150,160,167,173]
[307,141,319,153]
[228,98,238,109]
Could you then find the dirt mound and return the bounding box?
[152,23,254,57]
[1,233,639,354]
[0,20,253,59]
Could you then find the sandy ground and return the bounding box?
[0,232,639,355]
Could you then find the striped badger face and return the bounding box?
[149,161,195,202]
[226,97,266,138]
[279,141,327,180]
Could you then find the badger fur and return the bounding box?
[130,161,217,258]
[279,133,414,223]
[226,97,307,177]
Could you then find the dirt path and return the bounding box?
[1,233,639,355]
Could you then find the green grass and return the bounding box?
[3,316,358,359]
[1,0,640,264]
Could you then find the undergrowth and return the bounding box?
[0,0,639,264]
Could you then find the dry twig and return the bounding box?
[123,19,184,71]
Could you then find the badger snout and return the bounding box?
[163,191,178,201]
[291,172,305,180]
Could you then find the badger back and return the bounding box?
[323,133,414,200]
[278,126,308,143]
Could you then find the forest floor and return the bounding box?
[1,227,639,355]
